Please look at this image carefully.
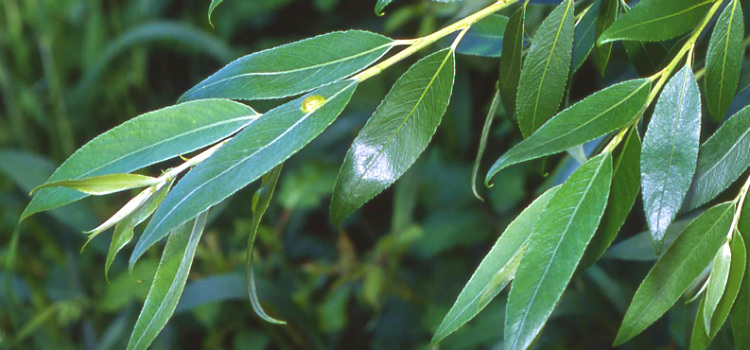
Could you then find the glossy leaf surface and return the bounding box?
[599,0,713,44]
[641,66,701,252]
[703,242,732,334]
[614,202,735,346]
[179,31,392,101]
[705,0,744,122]
[487,78,650,182]
[330,49,454,225]
[516,0,574,137]
[127,211,208,350]
[433,186,559,345]
[685,106,750,210]
[134,80,357,266]
[505,153,612,350]
[22,99,259,220]
[570,0,599,74]
[592,0,617,75]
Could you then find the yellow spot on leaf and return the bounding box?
[301,95,327,113]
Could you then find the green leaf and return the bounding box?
[179,31,393,102]
[705,0,744,122]
[448,15,508,57]
[614,202,735,346]
[516,0,574,137]
[486,78,650,182]
[581,127,640,269]
[472,88,500,201]
[604,217,693,261]
[105,180,173,281]
[31,173,159,196]
[599,0,713,44]
[733,198,750,350]
[684,106,750,210]
[22,99,259,221]
[592,0,617,75]
[208,0,224,26]
[133,80,357,267]
[505,153,613,350]
[375,0,393,15]
[432,185,560,345]
[623,40,669,76]
[499,3,526,116]
[330,49,455,225]
[247,165,285,324]
[126,211,208,350]
[641,65,701,252]
[570,0,599,75]
[703,242,732,334]
[691,231,746,350]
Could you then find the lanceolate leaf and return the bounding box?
[599,0,713,44]
[641,66,701,252]
[581,127,640,269]
[133,80,358,267]
[614,202,735,346]
[702,242,732,334]
[733,198,750,350]
[330,49,455,225]
[623,40,669,76]
[433,186,560,345]
[691,232,746,350]
[179,31,392,102]
[105,180,173,281]
[207,0,223,26]
[127,211,208,350]
[22,99,259,221]
[486,78,650,182]
[247,165,285,324]
[570,0,599,75]
[705,0,744,122]
[505,153,612,350]
[592,0,617,75]
[684,106,750,210]
[472,88,500,200]
[31,174,159,196]
[499,4,526,116]
[516,0,574,137]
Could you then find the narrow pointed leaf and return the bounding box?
[31,174,159,196]
[247,165,286,324]
[684,106,750,210]
[499,4,526,116]
[592,0,617,75]
[83,186,157,250]
[207,0,223,26]
[516,0,574,137]
[505,153,613,350]
[330,49,455,225]
[604,218,693,261]
[105,180,173,281]
[703,242,732,334]
[614,202,735,346]
[599,0,713,44]
[472,88,500,200]
[133,80,357,267]
[179,31,392,102]
[126,211,208,350]
[486,78,650,182]
[705,0,744,122]
[375,0,393,15]
[433,185,560,345]
[641,66,701,252]
[691,232,746,350]
[570,0,599,74]
[733,198,750,350]
[22,99,259,220]
[581,127,640,269]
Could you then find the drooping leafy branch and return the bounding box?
[16,0,750,349]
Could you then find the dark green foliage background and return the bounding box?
[1,0,747,349]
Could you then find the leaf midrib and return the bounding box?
[508,156,606,350]
[692,119,750,189]
[605,0,714,39]
[713,0,739,113]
